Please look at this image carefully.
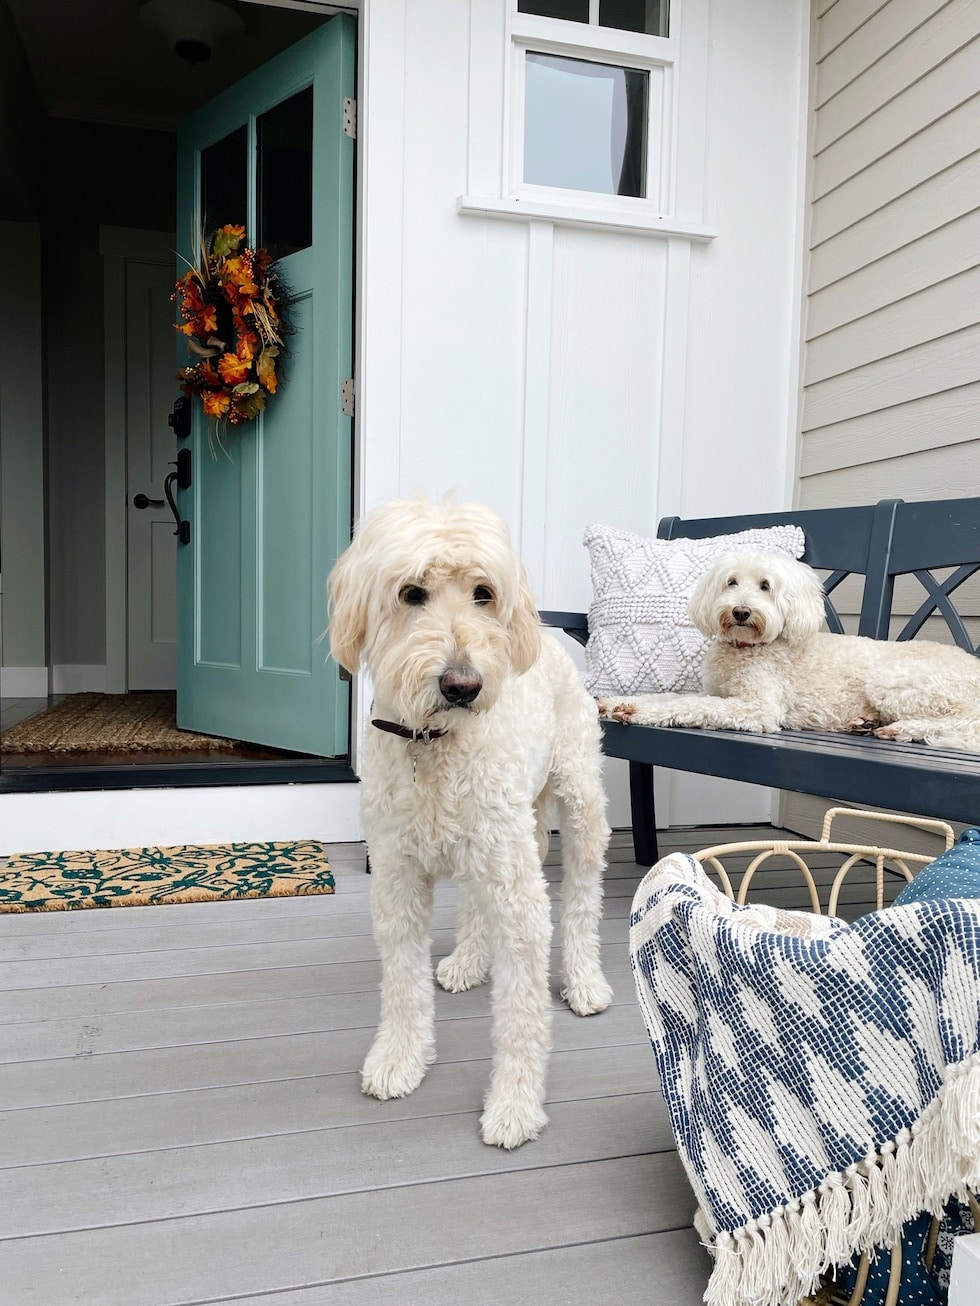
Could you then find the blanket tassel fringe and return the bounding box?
[700,1054,980,1306]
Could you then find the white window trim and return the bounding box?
[456,193,713,240]
[458,1,715,242]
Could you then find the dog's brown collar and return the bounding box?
[371,718,448,744]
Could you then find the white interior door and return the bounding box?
[125,257,180,690]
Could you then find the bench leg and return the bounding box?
[628,761,660,867]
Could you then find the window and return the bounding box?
[518,0,669,38]
[523,52,648,197]
[201,126,248,231]
[258,86,314,259]
[458,0,713,242]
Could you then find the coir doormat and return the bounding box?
[0,692,236,754]
[0,840,334,913]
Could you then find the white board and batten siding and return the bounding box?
[784,0,980,840]
[358,0,811,833]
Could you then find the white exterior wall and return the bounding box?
[359,0,809,833]
[0,0,809,853]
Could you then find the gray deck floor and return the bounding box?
[0,826,902,1305]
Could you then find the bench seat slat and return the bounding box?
[603,722,980,826]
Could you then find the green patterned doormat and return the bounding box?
[0,841,334,913]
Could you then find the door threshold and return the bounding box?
[0,756,357,794]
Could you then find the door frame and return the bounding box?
[100,224,177,694]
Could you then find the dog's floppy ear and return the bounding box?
[687,558,728,637]
[327,542,368,674]
[775,557,826,644]
[506,564,543,676]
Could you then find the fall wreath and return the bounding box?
[174,224,289,426]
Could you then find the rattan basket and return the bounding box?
[691,807,956,917]
[691,807,974,1306]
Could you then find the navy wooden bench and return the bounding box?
[542,496,980,867]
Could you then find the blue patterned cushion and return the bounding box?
[832,1197,976,1305]
[892,828,980,907]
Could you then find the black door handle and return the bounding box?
[165,448,192,544]
[133,494,165,509]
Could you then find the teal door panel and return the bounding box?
[174,15,354,757]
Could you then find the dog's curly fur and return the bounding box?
[329,498,612,1149]
[598,550,980,753]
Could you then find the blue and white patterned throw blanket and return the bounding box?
[630,854,980,1306]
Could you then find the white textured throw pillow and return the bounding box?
[583,522,807,695]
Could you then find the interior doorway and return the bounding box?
[0,0,355,791]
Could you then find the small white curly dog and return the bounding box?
[329,498,612,1150]
[599,550,980,752]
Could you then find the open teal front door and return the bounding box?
[175,15,354,757]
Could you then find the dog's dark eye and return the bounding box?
[726,577,738,588]
[760,579,772,593]
[473,585,494,606]
[401,585,428,606]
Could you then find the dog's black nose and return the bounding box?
[439,666,482,706]
[731,607,752,624]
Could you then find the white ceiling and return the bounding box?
[7,0,332,132]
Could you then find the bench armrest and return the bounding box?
[539,610,589,648]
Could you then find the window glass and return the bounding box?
[599,0,668,36]
[201,125,248,231]
[258,86,314,259]
[518,0,668,37]
[519,0,589,18]
[524,52,647,197]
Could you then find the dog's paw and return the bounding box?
[480,1098,549,1150]
[361,1040,432,1101]
[596,697,637,724]
[846,716,879,736]
[872,723,903,742]
[436,949,489,993]
[561,974,613,1016]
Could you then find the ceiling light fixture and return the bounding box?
[139,0,247,65]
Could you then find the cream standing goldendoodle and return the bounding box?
[329,498,612,1149]
[599,550,980,752]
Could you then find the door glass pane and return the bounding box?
[201,125,248,232]
[518,0,668,35]
[258,86,314,259]
[524,53,647,197]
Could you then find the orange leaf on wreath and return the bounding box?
[256,348,279,394]
[202,391,232,418]
[218,352,250,385]
[180,279,205,311]
[237,333,258,363]
[221,257,258,298]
